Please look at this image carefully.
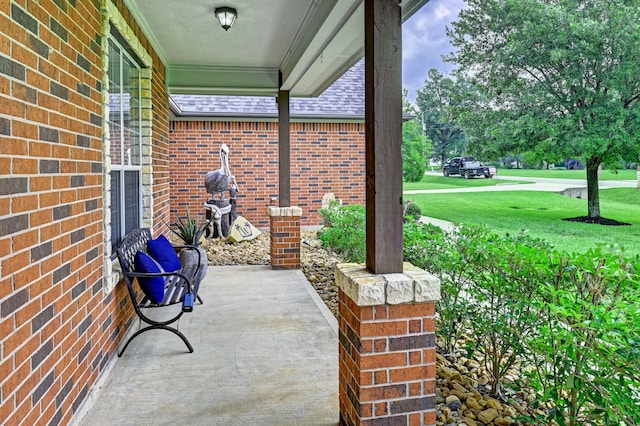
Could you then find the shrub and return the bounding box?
[403,151,426,182]
[457,229,552,397]
[318,202,366,263]
[524,247,640,426]
[404,201,422,222]
[402,117,430,182]
[404,223,477,355]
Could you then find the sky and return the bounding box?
[402,0,466,103]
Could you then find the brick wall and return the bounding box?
[0,1,169,424]
[169,121,366,227]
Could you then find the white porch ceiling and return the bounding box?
[124,0,430,97]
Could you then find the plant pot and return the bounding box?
[179,246,208,284]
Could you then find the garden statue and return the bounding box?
[205,143,238,199]
[203,143,238,238]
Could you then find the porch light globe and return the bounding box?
[215,7,237,31]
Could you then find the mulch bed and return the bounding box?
[562,216,631,226]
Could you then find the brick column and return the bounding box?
[268,206,302,269]
[336,263,441,426]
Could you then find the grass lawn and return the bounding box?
[403,174,531,191]
[408,188,640,255]
[496,168,637,180]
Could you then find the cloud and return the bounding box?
[402,0,466,102]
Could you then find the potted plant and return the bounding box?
[166,210,213,283]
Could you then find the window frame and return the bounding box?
[108,35,143,256]
[102,0,154,294]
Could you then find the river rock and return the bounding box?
[494,417,514,426]
[477,408,499,424]
[465,396,483,410]
[485,397,502,411]
[461,417,477,426]
[477,374,490,386]
[502,406,517,418]
[446,395,462,411]
[466,359,480,370]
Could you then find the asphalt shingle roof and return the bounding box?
[170,60,364,119]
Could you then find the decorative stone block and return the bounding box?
[404,262,441,302]
[384,272,415,304]
[350,274,387,306]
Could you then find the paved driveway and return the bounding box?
[404,173,637,195]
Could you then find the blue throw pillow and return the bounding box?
[133,251,166,304]
[148,234,182,272]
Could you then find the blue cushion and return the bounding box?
[133,251,166,304]
[148,234,182,272]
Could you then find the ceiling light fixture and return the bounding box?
[215,7,237,31]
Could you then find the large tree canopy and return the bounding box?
[416,69,467,164]
[447,0,640,219]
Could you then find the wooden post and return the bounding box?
[278,89,291,207]
[364,0,403,274]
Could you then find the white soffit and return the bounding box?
[123,0,430,96]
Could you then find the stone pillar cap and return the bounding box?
[335,262,441,306]
[268,206,303,217]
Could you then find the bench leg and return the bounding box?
[118,324,194,357]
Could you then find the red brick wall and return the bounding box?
[169,121,366,227]
[0,1,169,425]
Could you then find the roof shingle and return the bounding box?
[170,60,364,119]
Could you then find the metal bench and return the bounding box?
[116,228,203,356]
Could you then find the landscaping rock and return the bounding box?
[461,417,478,426]
[446,395,462,411]
[228,215,261,242]
[478,408,499,424]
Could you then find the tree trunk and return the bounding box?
[441,129,447,165]
[586,157,601,218]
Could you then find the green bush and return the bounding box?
[403,151,426,182]
[404,201,422,222]
[318,202,366,263]
[404,223,477,355]
[524,247,640,426]
[402,117,430,182]
[458,228,552,397]
[405,223,640,423]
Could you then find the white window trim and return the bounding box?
[101,0,154,294]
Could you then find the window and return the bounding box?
[108,36,143,255]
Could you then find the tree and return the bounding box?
[415,69,467,164]
[447,0,640,219]
[402,93,432,182]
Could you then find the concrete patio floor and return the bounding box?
[75,265,339,426]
